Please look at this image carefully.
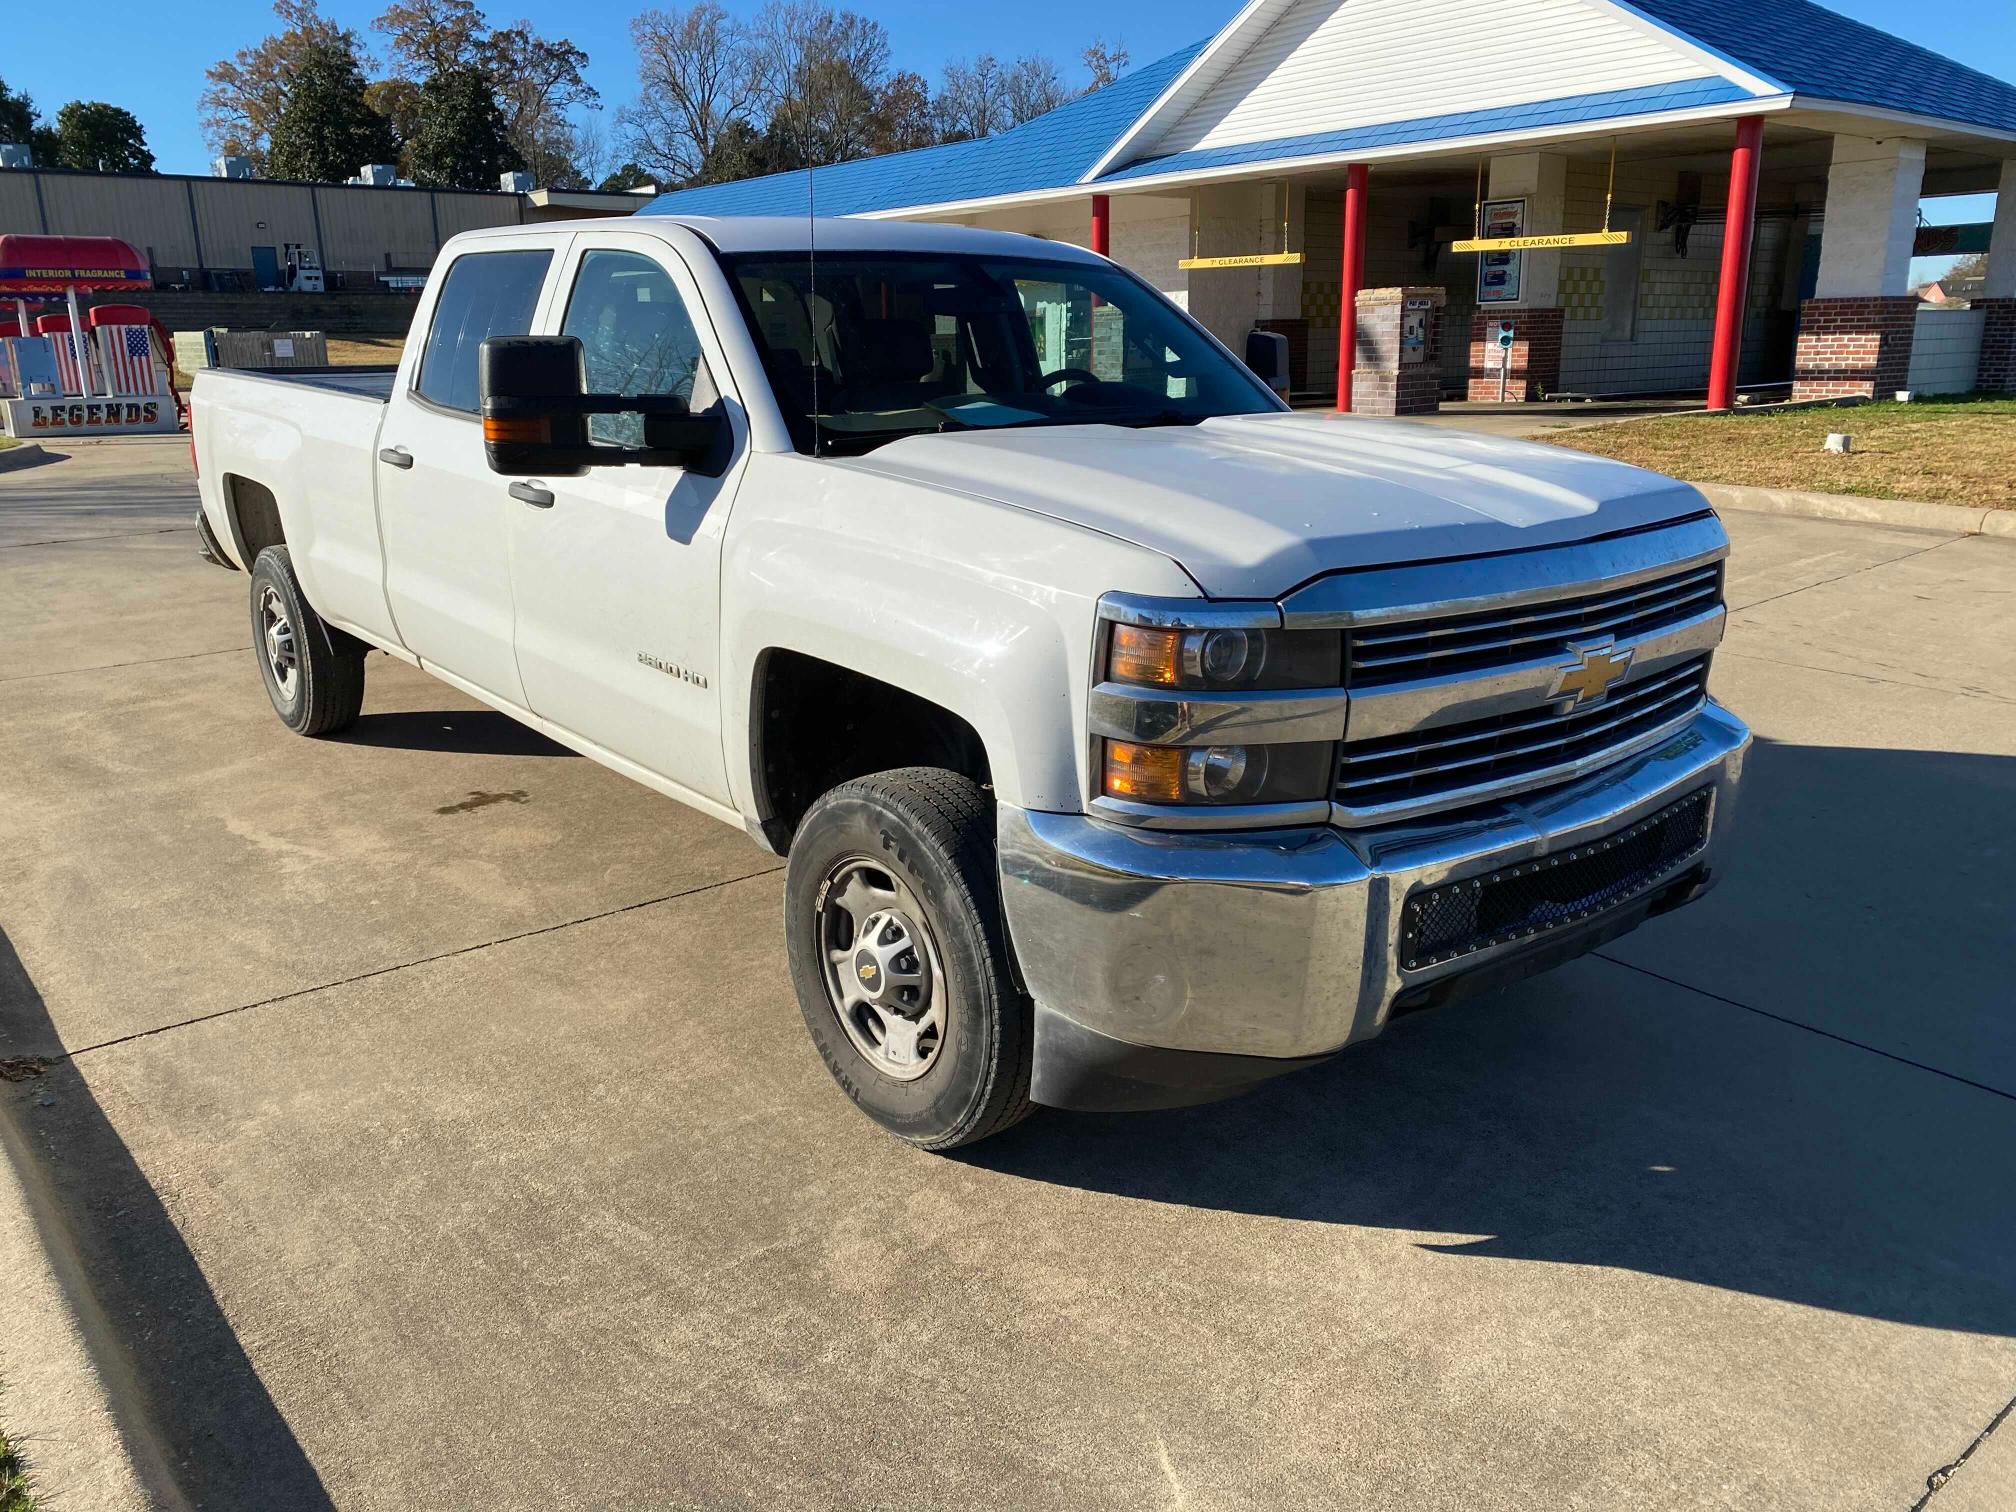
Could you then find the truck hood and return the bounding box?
[843,412,1709,599]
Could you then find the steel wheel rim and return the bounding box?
[257,584,299,701]
[815,856,948,1081]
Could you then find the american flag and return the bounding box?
[50,331,85,394]
[102,325,159,396]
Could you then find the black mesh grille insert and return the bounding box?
[1400,789,1713,970]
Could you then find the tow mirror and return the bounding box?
[479,335,730,477]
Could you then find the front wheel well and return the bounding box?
[752,650,992,850]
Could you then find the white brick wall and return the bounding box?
[1555,157,1797,395]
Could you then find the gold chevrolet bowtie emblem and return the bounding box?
[1551,642,1635,708]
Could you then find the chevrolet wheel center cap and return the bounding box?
[854,952,881,995]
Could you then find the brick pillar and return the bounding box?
[1790,295,1919,401]
[1975,298,2016,393]
[1467,308,1563,402]
[1352,287,1445,416]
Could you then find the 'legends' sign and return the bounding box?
[2,397,179,437]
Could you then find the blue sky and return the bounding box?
[2,0,2007,278]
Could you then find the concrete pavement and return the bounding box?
[2,438,2012,1509]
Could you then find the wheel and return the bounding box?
[249,546,365,736]
[785,768,1035,1150]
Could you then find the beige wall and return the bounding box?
[0,170,521,281]
[317,186,448,272]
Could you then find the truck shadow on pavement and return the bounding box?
[334,707,580,758]
[0,932,334,1511]
[968,738,2016,1339]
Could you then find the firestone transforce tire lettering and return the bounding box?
[249,546,366,736]
[785,768,1036,1150]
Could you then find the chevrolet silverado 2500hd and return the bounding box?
[191,216,1749,1149]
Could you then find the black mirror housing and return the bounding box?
[478,334,731,477]
[480,336,592,476]
[1244,329,1291,396]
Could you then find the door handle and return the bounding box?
[509,481,555,509]
[378,446,414,469]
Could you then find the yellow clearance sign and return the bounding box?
[1450,231,1632,251]
[1177,251,1306,269]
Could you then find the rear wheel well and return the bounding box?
[752,650,991,850]
[224,476,284,564]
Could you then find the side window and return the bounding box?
[561,249,714,447]
[415,248,553,413]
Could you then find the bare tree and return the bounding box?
[753,3,894,166]
[935,53,1005,141]
[487,24,598,185]
[1082,38,1129,92]
[620,3,765,183]
[1002,55,1069,124]
[936,51,1067,139]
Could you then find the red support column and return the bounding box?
[1090,194,1111,257]
[1336,163,1368,412]
[1707,115,1764,411]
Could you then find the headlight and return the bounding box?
[1107,623,1341,691]
[1094,601,1344,818]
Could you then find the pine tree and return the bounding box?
[47,102,155,172]
[405,67,517,189]
[266,41,397,181]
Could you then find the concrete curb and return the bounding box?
[0,443,52,474]
[0,1103,170,1510]
[1695,482,2016,539]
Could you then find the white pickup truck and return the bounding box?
[192,215,1748,1148]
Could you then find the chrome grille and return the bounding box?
[1335,654,1712,817]
[1348,562,1724,688]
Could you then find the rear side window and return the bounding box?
[415,249,552,413]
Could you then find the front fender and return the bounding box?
[719,453,1198,817]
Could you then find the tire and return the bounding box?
[249,546,365,736]
[785,768,1036,1150]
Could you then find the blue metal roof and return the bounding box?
[1099,77,1755,184]
[641,40,1208,219]
[1627,0,2016,134]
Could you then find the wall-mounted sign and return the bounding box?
[1475,198,1524,305]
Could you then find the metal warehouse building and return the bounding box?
[646,0,2016,414]
[0,168,647,292]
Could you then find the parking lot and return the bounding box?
[2,436,2013,1510]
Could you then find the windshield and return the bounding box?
[720,250,1283,456]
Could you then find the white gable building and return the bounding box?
[648,0,2016,413]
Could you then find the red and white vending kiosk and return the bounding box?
[0,235,180,437]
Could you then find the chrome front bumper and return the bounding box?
[998,702,1750,1109]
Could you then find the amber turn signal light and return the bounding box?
[483,415,551,445]
[1102,740,1186,802]
[1108,624,1182,687]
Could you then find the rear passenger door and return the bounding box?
[505,235,744,806]
[377,240,563,707]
